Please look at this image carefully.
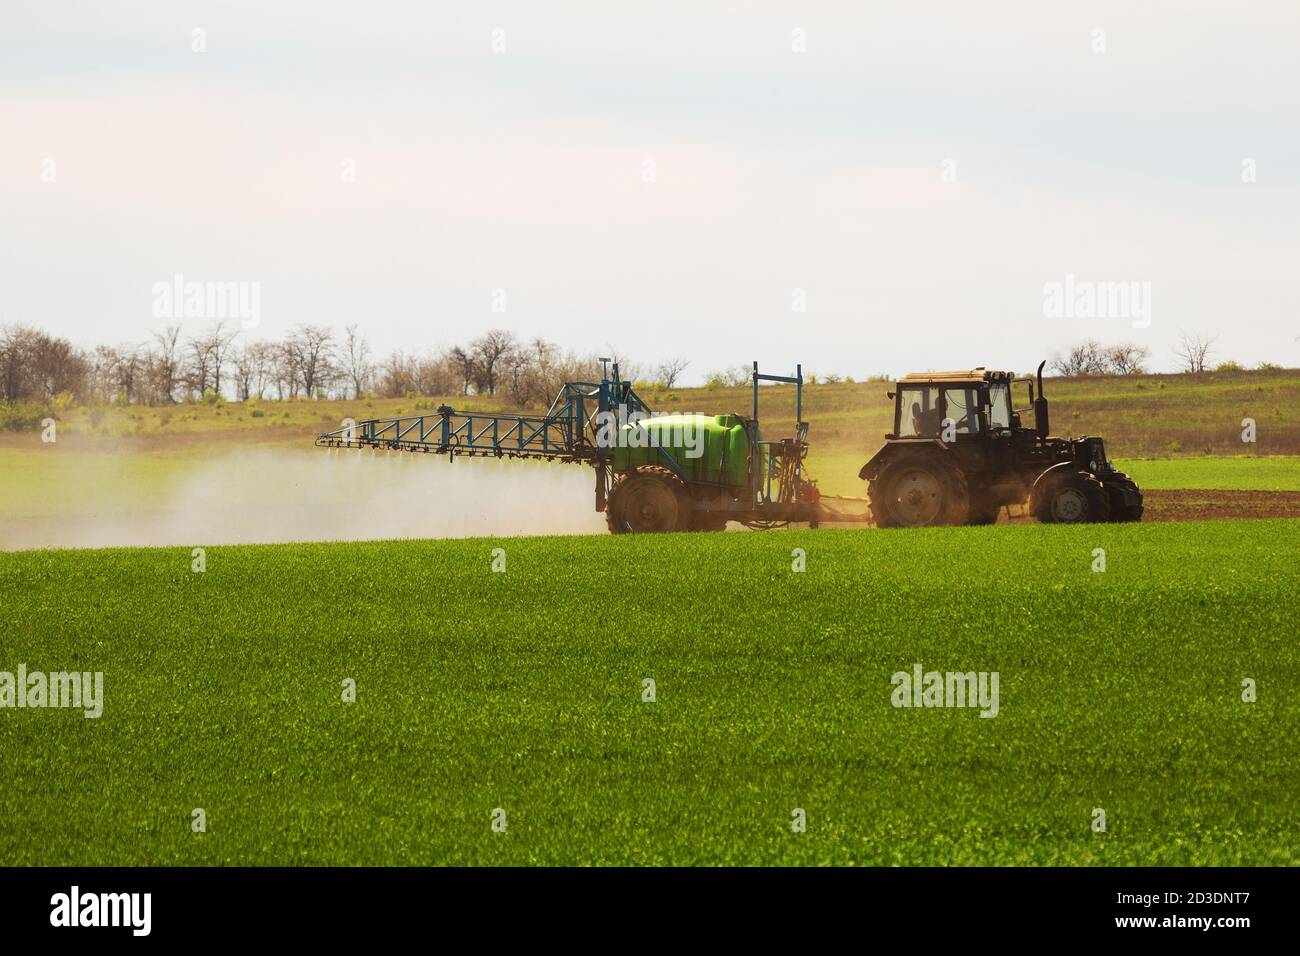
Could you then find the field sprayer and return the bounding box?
[315,358,1142,532]
[315,361,870,533]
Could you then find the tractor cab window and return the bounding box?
[897,386,942,436]
[942,387,981,436]
[988,384,1012,431]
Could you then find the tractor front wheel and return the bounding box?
[1104,471,1145,522]
[1034,472,1111,524]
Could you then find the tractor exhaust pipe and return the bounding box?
[1034,360,1050,440]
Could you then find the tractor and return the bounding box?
[315,358,1140,533]
[860,361,1144,527]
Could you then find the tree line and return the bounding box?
[0,322,700,408]
[2,321,1271,410]
[1051,332,1260,377]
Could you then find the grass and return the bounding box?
[795,450,1299,499]
[1112,456,1300,492]
[1,520,1296,866]
[0,448,201,519]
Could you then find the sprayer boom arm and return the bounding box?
[315,375,650,463]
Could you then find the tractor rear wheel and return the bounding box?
[1034,471,1111,524]
[1104,471,1144,522]
[606,469,689,533]
[869,457,970,528]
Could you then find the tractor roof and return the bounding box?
[898,368,1014,385]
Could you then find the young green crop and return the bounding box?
[1113,455,1300,491]
[0,520,1296,865]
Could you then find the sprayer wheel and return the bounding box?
[639,466,693,524]
[606,467,690,533]
[605,472,633,534]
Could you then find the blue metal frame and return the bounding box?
[747,361,804,509]
[315,365,656,464]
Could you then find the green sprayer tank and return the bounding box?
[608,413,758,489]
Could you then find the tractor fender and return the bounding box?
[1029,461,1079,509]
[859,438,948,481]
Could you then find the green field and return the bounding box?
[799,451,1300,497]
[2,520,1296,866]
[1114,456,1300,492]
[0,447,197,519]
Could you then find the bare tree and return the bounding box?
[0,325,90,402]
[228,344,252,401]
[502,346,557,407]
[448,346,477,396]
[150,325,183,403]
[251,341,277,399]
[377,350,415,397]
[502,349,532,405]
[1173,330,1217,373]
[472,329,517,395]
[271,340,300,399]
[182,321,240,399]
[231,341,276,400]
[93,343,145,403]
[206,321,240,396]
[286,325,337,398]
[1104,342,1151,375]
[530,337,552,365]
[533,343,602,398]
[655,357,690,389]
[724,364,752,387]
[0,324,38,401]
[1051,340,1106,376]
[342,323,372,399]
[183,332,215,398]
[526,337,562,397]
[39,335,89,401]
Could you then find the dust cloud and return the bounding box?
[2,448,607,551]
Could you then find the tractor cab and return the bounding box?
[889,368,1017,441]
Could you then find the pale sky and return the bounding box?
[2,1,1298,382]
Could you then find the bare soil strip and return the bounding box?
[1141,489,1300,522]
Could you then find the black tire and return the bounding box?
[1034,471,1111,524]
[606,468,689,534]
[868,456,971,528]
[605,473,632,534]
[1104,471,1145,522]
